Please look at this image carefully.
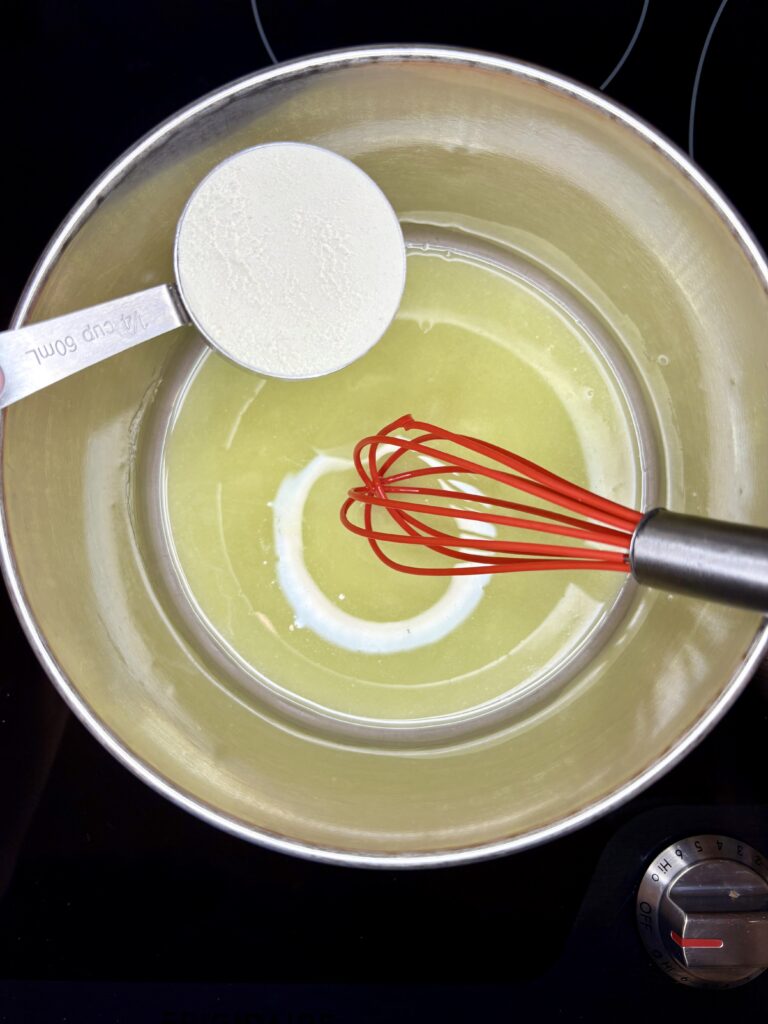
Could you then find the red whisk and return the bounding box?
[340,414,768,610]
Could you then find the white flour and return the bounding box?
[174,143,406,378]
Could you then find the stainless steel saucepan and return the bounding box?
[2,47,766,866]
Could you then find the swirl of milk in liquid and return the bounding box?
[272,451,495,654]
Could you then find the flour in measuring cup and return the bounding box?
[174,143,406,379]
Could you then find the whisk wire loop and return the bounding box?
[341,414,642,576]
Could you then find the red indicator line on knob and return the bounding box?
[671,931,724,949]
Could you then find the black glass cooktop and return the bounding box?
[1,3,767,1020]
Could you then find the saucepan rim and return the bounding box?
[2,44,767,867]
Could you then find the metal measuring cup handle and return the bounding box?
[0,285,188,409]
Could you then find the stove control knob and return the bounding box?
[637,835,768,987]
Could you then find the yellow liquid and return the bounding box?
[162,246,640,723]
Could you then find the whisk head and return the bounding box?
[340,414,643,576]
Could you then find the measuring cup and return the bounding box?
[0,143,406,407]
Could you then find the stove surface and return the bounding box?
[1,2,767,1020]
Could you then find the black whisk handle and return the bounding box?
[630,508,768,612]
